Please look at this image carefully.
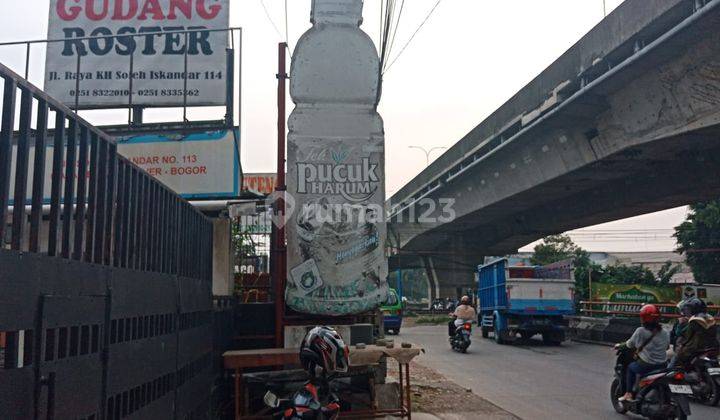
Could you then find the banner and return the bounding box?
[286,137,388,315]
[591,283,682,314]
[242,173,277,195]
[45,0,230,107]
[8,129,240,203]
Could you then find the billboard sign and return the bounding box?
[242,173,277,195]
[591,283,682,315]
[8,129,240,203]
[286,136,388,315]
[284,1,388,316]
[117,129,240,199]
[45,0,230,108]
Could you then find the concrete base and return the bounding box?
[374,382,400,410]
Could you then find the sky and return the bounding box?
[0,0,689,253]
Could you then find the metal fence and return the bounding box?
[0,57,214,419]
[579,301,720,319]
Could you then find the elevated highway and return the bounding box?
[388,0,720,297]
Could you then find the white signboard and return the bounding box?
[116,129,240,198]
[45,0,230,108]
[8,129,240,204]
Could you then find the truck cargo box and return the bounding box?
[478,259,575,316]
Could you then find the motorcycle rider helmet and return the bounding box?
[639,304,661,324]
[460,295,470,305]
[299,326,349,379]
[679,297,706,317]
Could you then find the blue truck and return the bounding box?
[478,258,575,345]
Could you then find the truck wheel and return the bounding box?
[493,316,506,345]
[481,327,489,338]
[542,332,563,346]
[494,329,506,345]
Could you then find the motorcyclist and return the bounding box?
[448,295,476,336]
[668,297,719,368]
[614,304,670,402]
[670,300,690,351]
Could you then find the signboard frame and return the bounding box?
[43,0,235,110]
[8,127,242,204]
[116,128,241,200]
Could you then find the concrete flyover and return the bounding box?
[388,0,720,298]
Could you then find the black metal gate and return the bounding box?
[0,60,214,419]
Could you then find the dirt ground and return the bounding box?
[387,361,518,419]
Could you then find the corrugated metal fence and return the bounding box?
[0,60,214,419]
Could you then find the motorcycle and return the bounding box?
[263,381,340,419]
[682,349,720,406]
[610,347,692,419]
[449,319,472,353]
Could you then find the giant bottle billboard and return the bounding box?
[285,0,389,315]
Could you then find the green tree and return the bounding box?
[675,200,720,284]
[598,264,656,285]
[572,251,603,301]
[531,235,595,300]
[232,222,258,260]
[530,235,674,302]
[530,234,582,265]
[656,261,682,285]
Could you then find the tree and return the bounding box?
[598,264,656,285]
[656,261,682,285]
[675,200,720,284]
[572,251,603,301]
[530,235,675,302]
[530,234,582,265]
[531,235,595,300]
[232,222,258,260]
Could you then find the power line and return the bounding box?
[384,0,443,74]
[260,0,283,40]
[379,0,395,71]
[379,0,385,51]
[385,0,405,68]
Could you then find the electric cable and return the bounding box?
[260,0,283,40]
[384,0,443,73]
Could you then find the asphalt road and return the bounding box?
[400,325,718,420]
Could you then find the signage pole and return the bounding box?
[273,43,288,348]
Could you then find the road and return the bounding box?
[400,325,717,420]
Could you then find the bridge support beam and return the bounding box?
[426,237,482,299]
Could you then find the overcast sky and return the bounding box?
[0,0,689,252]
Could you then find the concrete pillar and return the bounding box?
[212,216,233,296]
[434,237,483,298]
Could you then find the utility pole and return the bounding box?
[408,145,447,166]
[603,0,607,17]
[272,42,288,348]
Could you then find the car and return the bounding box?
[381,289,403,335]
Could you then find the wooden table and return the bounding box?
[223,345,421,419]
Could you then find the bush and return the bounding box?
[415,315,450,325]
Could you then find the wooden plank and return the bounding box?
[223,349,300,369]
